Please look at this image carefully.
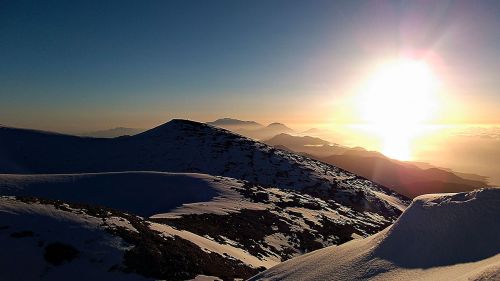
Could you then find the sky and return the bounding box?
[1,0,500,132]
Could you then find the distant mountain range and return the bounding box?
[85,118,295,139]
[205,120,490,197]
[208,118,294,139]
[81,127,145,138]
[207,118,263,130]
[266,133,331,147]
[263,133,489,198]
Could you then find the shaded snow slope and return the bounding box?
[0,197,148,281]
[252,188,500,281]
[0,196,262,281]
[0,172,238,217]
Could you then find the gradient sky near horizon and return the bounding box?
[1,0,500,132]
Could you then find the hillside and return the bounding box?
[321,154,487,198]
[0,120,407,219]
[263,133,488,197]
[0,120,413,279]
[251,188,500,281]
[0,195,260,281]
[0,172,407,280]
[0,172,234,217]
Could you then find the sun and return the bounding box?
[355,59,440,160]
[357,59,439,126]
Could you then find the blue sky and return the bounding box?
[1,0,500,132]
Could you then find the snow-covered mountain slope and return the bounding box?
[0,172,237,217]
[0,172,407,271]
[0,196,261,281]
[154,181,405,265]
[251,188,500,281]
[0,120,408,219]
[0,120,411,279]
[0,196,148,281]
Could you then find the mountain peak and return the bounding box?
[266,122,293,131]
[267,122,286,127]
[208,118,263,127]
[138,119,215,137]
[169,118,205,126]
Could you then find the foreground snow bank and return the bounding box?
[0,196,262,281]
[0,197,147,281]
[252,188,500,281]
[375,188,500,268]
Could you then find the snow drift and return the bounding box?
[252,188,500,281]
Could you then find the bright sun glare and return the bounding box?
[356,59,440,160]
